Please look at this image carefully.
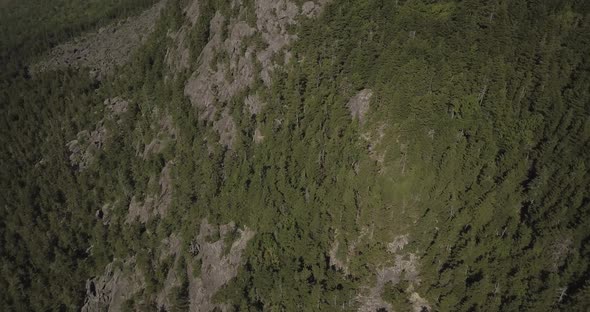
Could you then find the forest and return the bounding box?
[1,0,589,311]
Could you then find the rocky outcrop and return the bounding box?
[347,89,373,124]
[81,258,144,312]
[301,1,328,17]
[329,239,349,274]
[409,292,432,312]
[356,234,430,312]
[253,128,265,144]
[155,234,183,311]
[387,234,409,254]
[254,0,299,85]
[187,220,255,311]
[155,221,255,312]
[165,0,201,73]
[183,0,330,148]
[246,93,266,144]
[212,109,238,148]
[361,122,388,171]
[81,220,255,312]
[329,231,430,311]
[67,98,129,170]
[142,113,177,158]
[32,1,167,79]
[126,161,173,223]
[104,97,130,117]
[186,12,254,113]
[67,128,107,171]
[183,12,255,148]
[245,94,264,116]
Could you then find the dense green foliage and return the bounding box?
[1,0,589,311]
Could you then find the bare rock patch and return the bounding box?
[186,219,255,311]
[66,127,107,171]
[66,97,130,170]
[347,89,373,124]
[253,127,265,144]
[126,161,174,223]
[81,220,254,312]
[245,94,265,115]
[32,0,167,78]
[356,234,430,312]
[184,1,330,148]
[81,258,144,312]
[142,113,177,158]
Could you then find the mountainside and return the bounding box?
[1,0,590,311]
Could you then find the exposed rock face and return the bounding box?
[356,235,430,312]
[347,89,373,124]
[213,109,238,148]
[32,0,167,78]
[183,0,330,148]
[361,122,388,171]
[156,234,183,311]
[253,0,331,82]
[329,231,429,311]
[187,220,256,311]
[81,258,144,312]
[253,128,265,144]
[154,221,256,312]
[550,237,573,272]
[245,94,264,116]
[66,97,129,170]
[301,1,324,17]
[254,0,299,85]
[104,97,130,117]
[96,203,112,225]
[142,113,177,158]
[81,220,255,312]
[387,234,409,254]
[184,12,255,148]
[165,0,201,73]
[409,292,431,312]
[67,128,107,170]
[329,238,349,274]
[245,87,265,144]
[126,161,173,223]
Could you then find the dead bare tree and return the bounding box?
[551,238,572,272]
[478,83,488,106]
[189,240,201,256]
[557,286,567,303]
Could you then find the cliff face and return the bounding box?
[50,2,450,311]
[181,0,330,148]
[78,1,331,310]
[82,221,254,312]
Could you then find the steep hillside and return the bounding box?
[1,0,589,311]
